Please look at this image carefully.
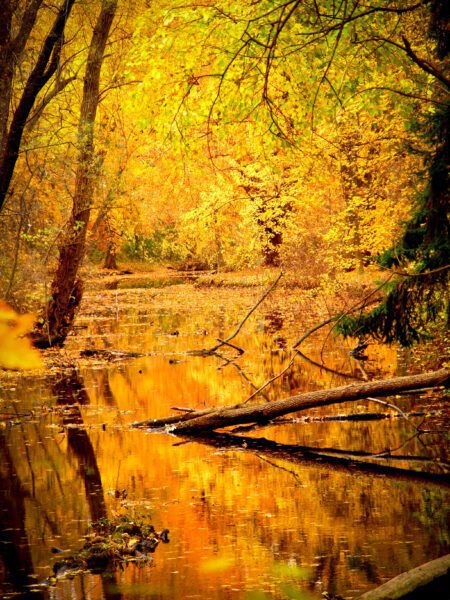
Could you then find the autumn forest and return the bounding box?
[0,0,449,599]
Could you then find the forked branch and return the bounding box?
[190,271,283,357]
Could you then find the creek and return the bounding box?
[0,271,449,599]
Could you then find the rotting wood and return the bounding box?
[132,368,449,433]
[355,553,450,599]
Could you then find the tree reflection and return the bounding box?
[190,432,450,488]
[53,369,122,599]
[53,370,107,521]
[0,433,45,599]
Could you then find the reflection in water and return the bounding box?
[53,371,107,522]
[0,277,449,599]
[188,431,450,490]
[0,434,45,599]
[53,371,124,600]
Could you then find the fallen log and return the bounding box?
[356,553,450,599]
[133,368,449,433]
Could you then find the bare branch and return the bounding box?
[190,271,283,357]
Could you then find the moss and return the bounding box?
[50,514,169,582]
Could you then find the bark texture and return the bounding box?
[0,0,15,158]
[356,553,450,600]
[34,0,118,347]
[133,368,449,433]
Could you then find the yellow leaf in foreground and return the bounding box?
[0,302,42,370]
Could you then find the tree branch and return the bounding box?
[191,271,283,356]
[0,0,76,213]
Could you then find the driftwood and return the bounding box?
[356,553,450,599]
[133,368,449,433]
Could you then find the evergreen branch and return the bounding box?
[384,264,450,278]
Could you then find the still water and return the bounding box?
[1,273,449,599]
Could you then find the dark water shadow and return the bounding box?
[0,433,45,599]
[52,370,123,599]
[53,370,107,521]
[185,432,450,488]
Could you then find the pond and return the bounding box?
[0,272,449,599]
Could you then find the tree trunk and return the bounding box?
[0,0,75,213]
[356,553,450,600]
[0,0,45,156]
[133,368,449,433]
[34,0,118,347]
[103,242,118,270]
[0,1,14,159]
[262,226,282,266]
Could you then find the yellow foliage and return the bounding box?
[0,302,42,370]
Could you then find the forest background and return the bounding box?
[0,0,448,353]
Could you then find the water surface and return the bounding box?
[1,274,449,599]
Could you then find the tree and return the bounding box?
[34,0,118,347]
[0,0,76,213]
[337,0,449,344]
[146,0,448,343]
[2,0,447,347]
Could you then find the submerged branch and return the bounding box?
[243,279,387,405]
[179,432,450,488]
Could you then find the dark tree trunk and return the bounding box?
[0,0,75,213]
[261,226,283,266]
[103,242,118,270]
[0,1,14,158]
[0,0,45,155]
[34,0,118,347]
